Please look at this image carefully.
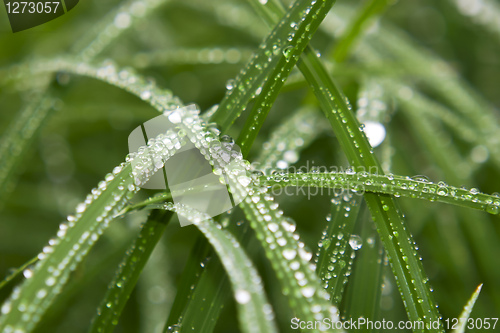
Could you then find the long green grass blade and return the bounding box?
[247,2,442,327]
[332,0,392,63]
[316,193,362,305]
[89,209,172,333]
[166,203,278,333]
[0,126,185,331]
[236,0,336,155]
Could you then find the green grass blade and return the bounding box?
[236,2,442,319]
[452,284,483,333]
[167,107,340,330]
[236,0,336,155]
[166,203,278,333]
[0,163,136,332]
[261,172,500,215]
[316,193,362,305]
[89,209,172,333]
[0,257,38,292]
[164,235,213,331]
[209,0,336,137]
[164,104,326,333]
[0,125,186,332]
[343,209,384,330]
[0,94,57,205]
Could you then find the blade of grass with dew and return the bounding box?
[452,284,483,333]
[0,125,187,332]
[166,203,278,333]
[167,106,340,330]
[392,90,500,309]
[235,0,337,156]
[34,235,134,331]
[343,209,385,329]
[0,0,171,206]
[89,209,172,333]
[0,257,38,292]
[209,0,336,137]
[0,163,136,332]
[125,47,254,69]
[164,105,327,332]
[316,192,362,305]
[290,50,443,331]
[241,3,442,325]
[260,172,500,215]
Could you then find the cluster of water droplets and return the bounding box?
[260,170,500,215]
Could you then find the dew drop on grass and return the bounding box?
[235,289,251,304]
[362,121,386,147]
[486,203,500,215]
[283,46,294,59]
[283,249,297,260]
[225,79,235,90]
[348,235,363,250]
[301,286,315,298]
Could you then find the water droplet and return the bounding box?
[282,46,294,59]
[226,79,236,90]
[349,235,363,250]
[362,121,386,147]
[301,286,315,298]
[235,289,251,304]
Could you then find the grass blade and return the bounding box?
[166,203,278,333]
[0,126,185,331]
[261,172,500,215]
[236,0,336,155]
[452,284,483,333]
[89,209,172,333]
[316,193,362,305]
[332,0,392,63]
[210,0,336,138]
